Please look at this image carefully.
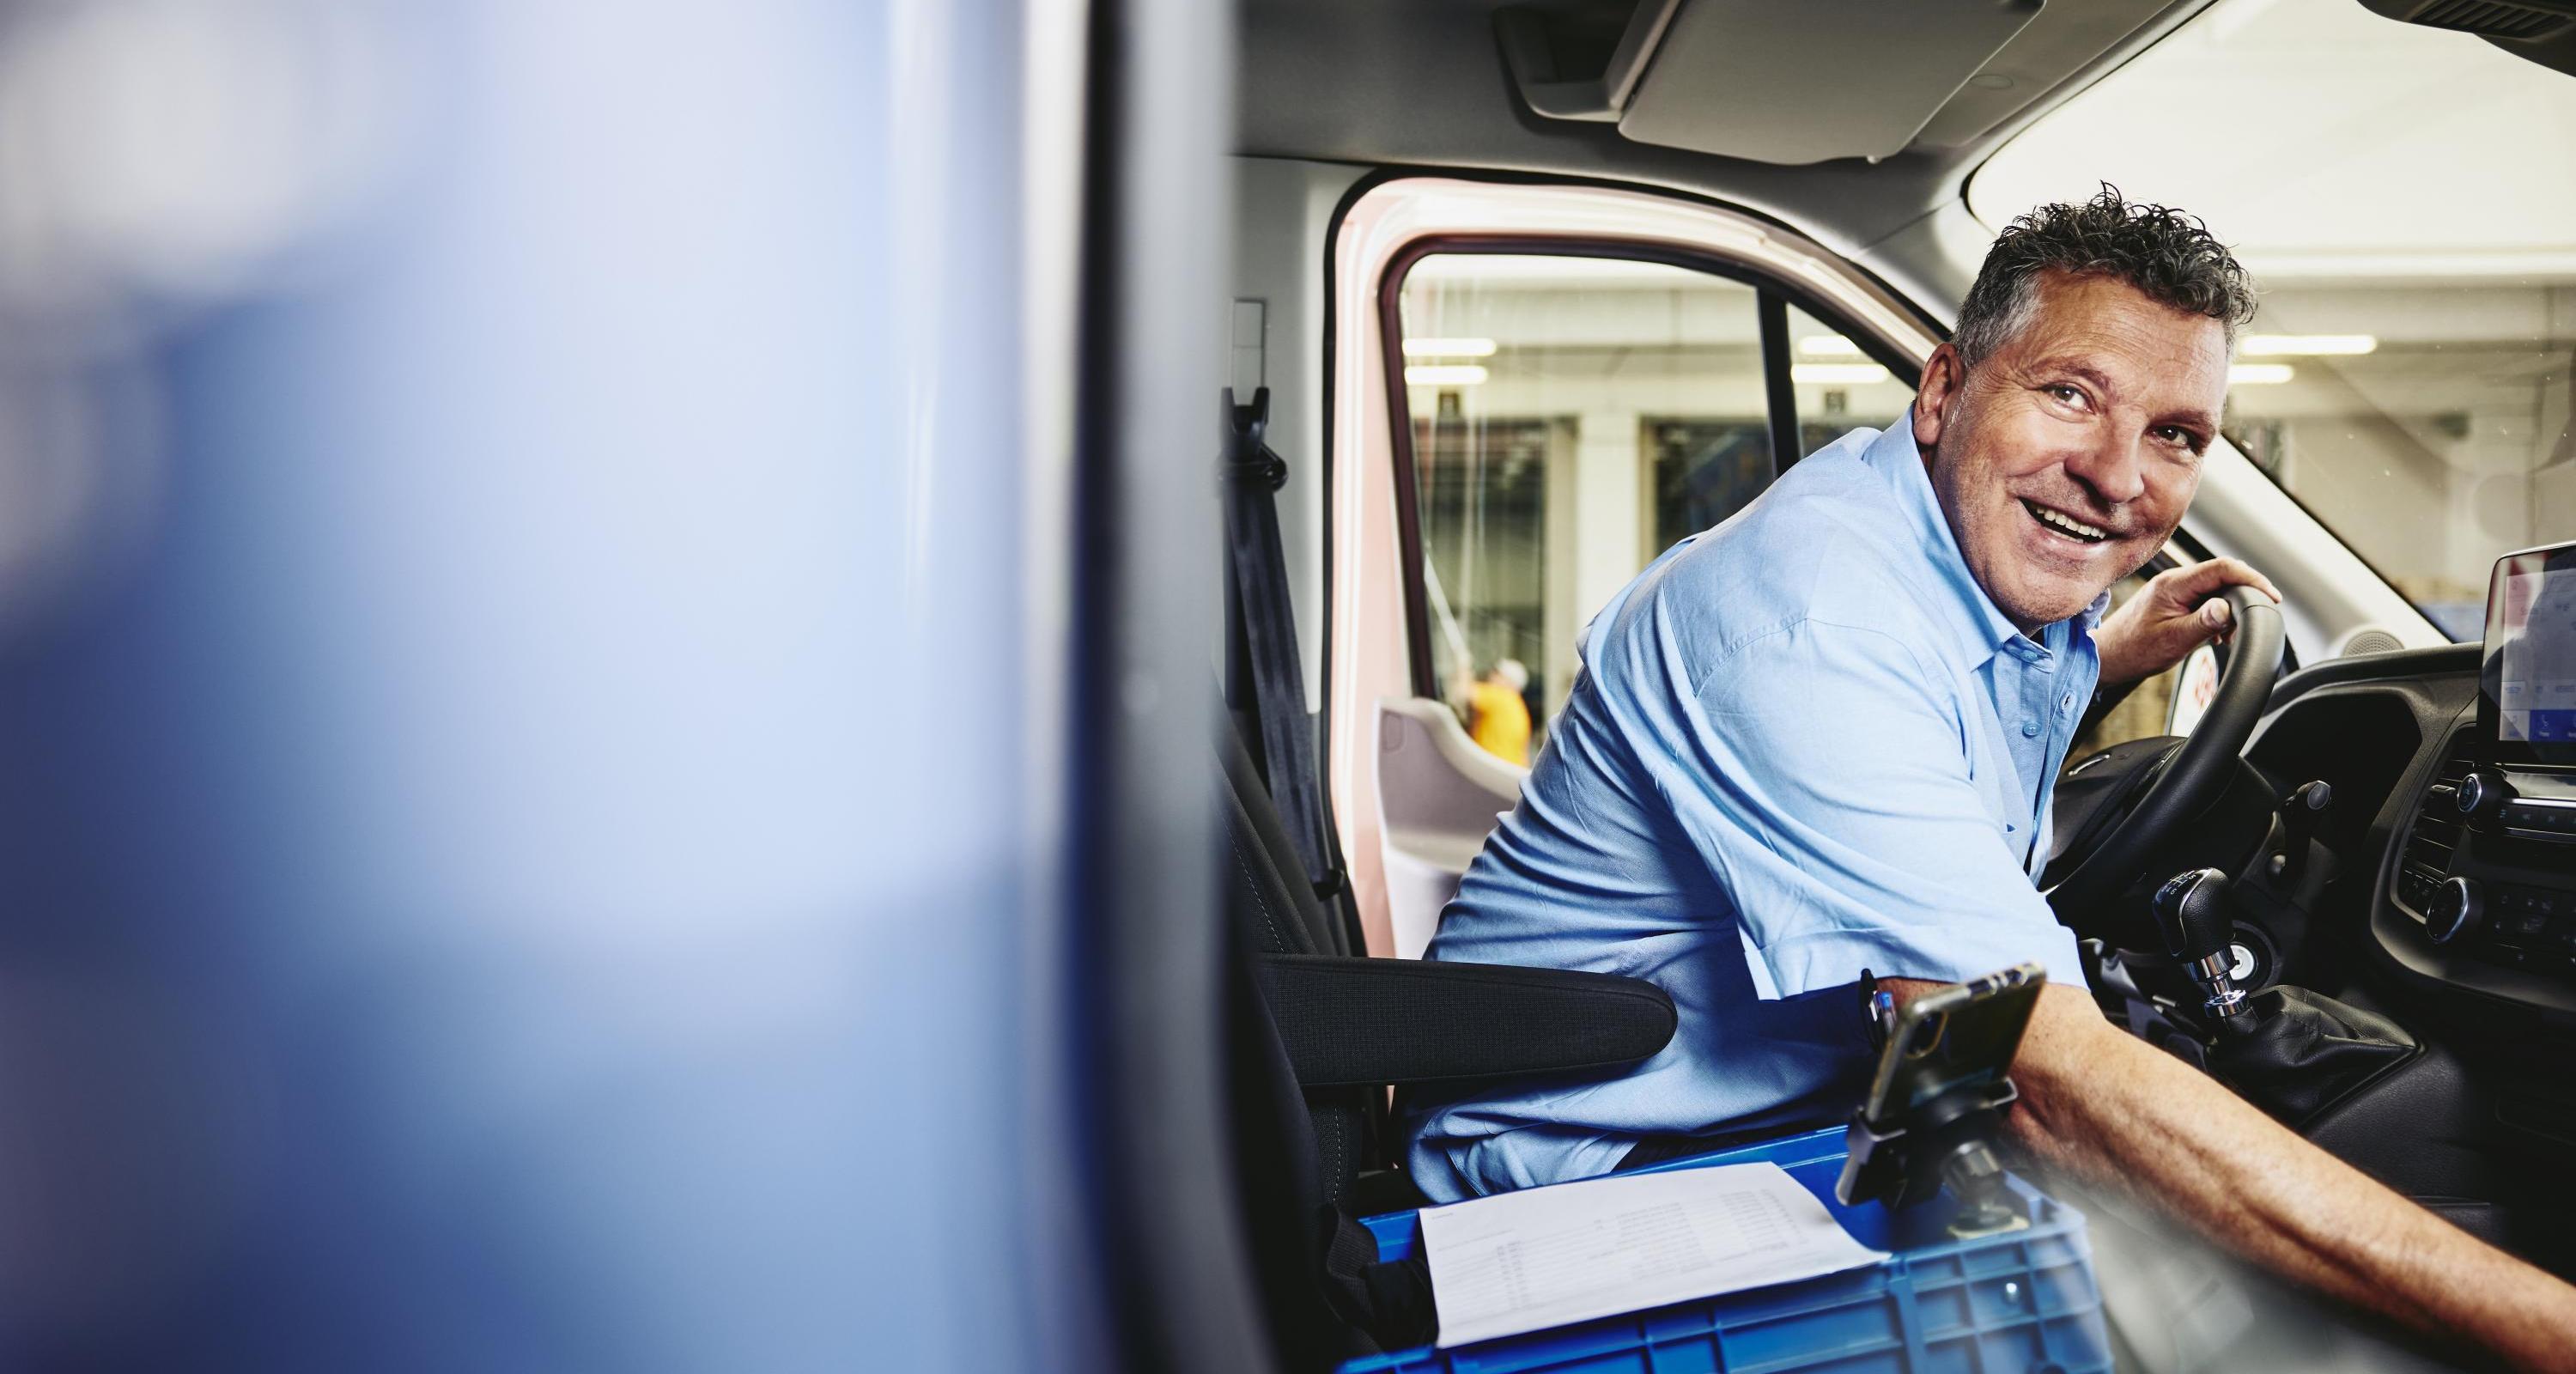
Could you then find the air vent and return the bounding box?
[2395,730,2476,914]
[2406,0,2573,40]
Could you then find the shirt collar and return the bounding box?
[1859,413,2107,668]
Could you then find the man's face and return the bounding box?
[1912,271,2230,633]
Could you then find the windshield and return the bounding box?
[1975,0,2576,640]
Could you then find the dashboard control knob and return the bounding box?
[2457,770,2507,818]
[2427,876,2483,945]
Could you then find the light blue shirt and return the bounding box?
[1406,416,2101,1201]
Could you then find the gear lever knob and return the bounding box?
[2153,868,2253,1029]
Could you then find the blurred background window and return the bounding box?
[1397,254,1917,755]
[1977,0,2576,641]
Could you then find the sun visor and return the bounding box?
[1500,0,2045,165]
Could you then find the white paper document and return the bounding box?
[1419,1161,1888,1349]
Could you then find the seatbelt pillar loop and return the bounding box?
[1221,386,1340,900]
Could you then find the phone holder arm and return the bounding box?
[1838,1073,2025,1234]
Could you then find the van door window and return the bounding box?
[1786,301,1912,459]
[1397,254,1911,750]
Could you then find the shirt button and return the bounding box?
[2021,720,2041,737]
[2062,693,2076,710]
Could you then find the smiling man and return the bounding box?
[1406,190,2576,1360]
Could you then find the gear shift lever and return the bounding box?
[2154,867,2254,1032]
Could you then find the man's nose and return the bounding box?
[2061,426,2148,508]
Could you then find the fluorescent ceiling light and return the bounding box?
[1405,364,1488,386]
[2240,334,2375,356]
[1798,335,1862,356]
[1403,337,1498,357]
[2229,363,2295,385]
[1790,362,1890,385]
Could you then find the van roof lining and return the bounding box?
[1237,0,2210,172]
[1232,0,2217,270]
[1490,0,2212,165]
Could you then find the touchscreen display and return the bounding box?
[2487,545,2576,757]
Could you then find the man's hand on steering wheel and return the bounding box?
[2048,576,2286,933]
[2094,556,2281,687]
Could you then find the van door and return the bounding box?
[1325,179,1942,957]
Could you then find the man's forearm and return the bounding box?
[1996,983,2576,1368]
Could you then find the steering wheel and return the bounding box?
[2045,585,2285,936]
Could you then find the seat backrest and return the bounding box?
[1216,715,1676,1366]
[1220,721,1380,1201]
[1219,720,1403,1368]
[1220,715,1360,958]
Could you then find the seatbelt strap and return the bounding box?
[1221,386,1344,904]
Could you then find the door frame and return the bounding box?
[1325,175,1945,956]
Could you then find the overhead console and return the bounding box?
[1493,0,2185,165]
[2385,542,2576,1012]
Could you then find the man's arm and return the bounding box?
[1885,978,2576,1369]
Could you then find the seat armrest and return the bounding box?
[1255,954,1676,1088]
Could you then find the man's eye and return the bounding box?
[2043,383,2085,405]
[2153,425,2202,451]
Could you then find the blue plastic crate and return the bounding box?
[1339,1128,2110,1374]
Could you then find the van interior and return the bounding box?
[0,0,2570,1369]
[1184,0,2576,1368]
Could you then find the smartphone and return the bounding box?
[1859,962,2044,1128]
[1838,962,2044,1210]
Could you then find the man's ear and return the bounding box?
[1913,344,1965,452]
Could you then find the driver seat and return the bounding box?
[1215,716,1680,1365]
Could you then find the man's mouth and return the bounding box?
[2020,498,2112,545]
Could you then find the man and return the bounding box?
[1405,190,2576,1361]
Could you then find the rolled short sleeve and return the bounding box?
[1663,617,2085,1000]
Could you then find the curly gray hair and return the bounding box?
[1953,185,2258,368]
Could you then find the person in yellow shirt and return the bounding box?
[1467,658,1534,766]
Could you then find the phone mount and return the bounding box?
[1835,968,2039,1239]
[1838,1074,2026,1238]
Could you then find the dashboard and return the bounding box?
[2148,556,2576,1262]
[2248,551,2576,1030]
